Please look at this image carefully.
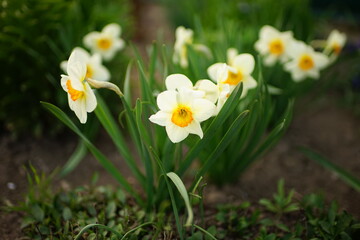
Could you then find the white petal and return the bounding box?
[72,99,87,124]
[157,90,178,111]
[307,69,320,79]
[227,48,238,65]
[232,53,255,75]
[84,82,97,112]
[254,40,268,55]
[94,64,110,81]
[103,23,121,37]
[60,61,68,73]
[83,32,99,49]
[241,76,257,98]
[207,63,224,82]
[149,111,171,126]
[166,123,189,143]
[60,75,70,92]
[195,79,218,103]
[292,69,306,82]
[113,38,125,51]
[264,54,277,66]
[259,25,278,40]
[67,61,86,83]
[165,74,193,90]
[185,120,203,139]
[313,52,329,69]
[192,99,216,122]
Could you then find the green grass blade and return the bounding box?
[300,147,360,192]
[123,61,133,106]
[120,222,154,240]
[194,110,249,181]
[177,84,243,176]
[95,95,146,188]
[167,172,193,227]
[74,223,122,240]
[41,102,144,206]
[60,140,87,177]
[193,224,218,240]
[150,147,184,240]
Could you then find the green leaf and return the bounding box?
[62,207,72,221]
[31,204,44,222]
[123,61,133,106]
[167,172,193,227]
[41,102,144,207]
[300,147,360,192]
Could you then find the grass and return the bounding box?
[6,168,360,239]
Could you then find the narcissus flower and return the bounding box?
[83,23,125,61]
[173,26,211,68]
[60,50,97,123]
[284,41,329,82]
[254,25,294,66]
[149,77,216,143]
[208,53,257,98]
[61,47,110,82]
[324,29,346,58]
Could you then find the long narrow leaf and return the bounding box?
[300,147,360,192]
[167,172,193,227]
[41,102,144,206]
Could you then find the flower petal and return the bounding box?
[195,79,218,103]
[166,123,189,143]
[232,53,255,75]
[165,74,193,90]
[192,99,215,122]
[185,120,203,139]
[149,111,171,126]
[103,23,121,37]
[207,63,224,82]
[84,82,97,112]
[157,90,178,111]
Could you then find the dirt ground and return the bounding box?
[1,2,360,239]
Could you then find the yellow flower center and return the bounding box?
[66,80,84,101]
[269,39,284,55]
[298,54,314,71]
[171,105,193,127]
[97,38,112,50]
[223,70,243,85]
[86,64,93,79]
[332,43,342,55]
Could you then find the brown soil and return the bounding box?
[1,2,360,239]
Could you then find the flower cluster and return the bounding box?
[60,23,125,123]
[150,51,257,142]
[255,25,346,82]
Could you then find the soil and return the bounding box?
[1,2,360,239]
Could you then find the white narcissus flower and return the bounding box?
[254,25,294,66]
[208,53,257,98]
[173,26,211,68]
[324,29,346,58]
[284,40,329,82]
[61,47,110,82]
[149,76,216,143]
[83,23,125,61]
[60,49,97,123]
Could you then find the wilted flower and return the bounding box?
[254,25,294,66]
[324,29,347,58]
[208,53,257,98]
[83,23,125,61]
[173,26,211,68]
[61,47,110,82]
[60,49,97,123]
[284,41,329,82]
[149,74,216,143]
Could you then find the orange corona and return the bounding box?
[298,55,314,71]
[223,70,243,85]
[171,105,193,127]
[97,38,112,50]
[269,39,284,55]
[66,80,84,101]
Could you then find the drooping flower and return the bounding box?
[83,23,125,61]
[173,26,211,68]
[60,49,97,123]
[254,25,294,66]
[284,40,329,82]
[207,53,257,98]
[61,47,110,82]
[324,29,346,58]
[149,75,216,143]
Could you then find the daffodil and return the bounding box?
[207,53,257,98]
[60,49,97,123]
[284,40,329,82]
[83,23,125,61]
[149,83,216,143]
[324,29,346,59]
[254,25,294,66]
[173,26,211,68]
[61,47,110,82]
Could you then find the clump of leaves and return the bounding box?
[0,0,133,137]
